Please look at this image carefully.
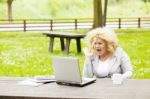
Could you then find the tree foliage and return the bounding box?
[143,0,150,2]
[0,0,7,3]
[0,0,149,19]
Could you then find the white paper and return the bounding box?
[18,79,43,87]
[18,75,56,87]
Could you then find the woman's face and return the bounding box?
[92,37,107,56]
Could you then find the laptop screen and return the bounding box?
[52,57,82,83]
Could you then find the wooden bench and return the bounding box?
[43,32,85,54]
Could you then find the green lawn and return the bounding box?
[0,28,150,79]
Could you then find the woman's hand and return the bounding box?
[84,48,94,64]
[111,73,123,84]
[84,48,93,56]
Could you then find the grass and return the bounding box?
[0,28,150,79]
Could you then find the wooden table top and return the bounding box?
[0,77,150,99]
[43,32,85,38]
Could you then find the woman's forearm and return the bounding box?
[122,71,133,79]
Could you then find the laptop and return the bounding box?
[52,56,96,87]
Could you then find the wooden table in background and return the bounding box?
[43,32,85,54]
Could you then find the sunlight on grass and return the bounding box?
[0,29,150,79]
[118,32,150,78]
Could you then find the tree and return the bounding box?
[0,0,14,21]
[103,0,108,26]
[93,0,108,28]
[7,0,13,21]
[93,0,103,28]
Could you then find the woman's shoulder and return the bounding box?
[115,47,124,52]
[114,47,129,58]
[114,47,126,56]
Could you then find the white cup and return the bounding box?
[112,74,123,84]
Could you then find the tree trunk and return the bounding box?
[93,0,103,28]
[7,0,13,22]
[103,0,108,26]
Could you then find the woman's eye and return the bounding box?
[94,42,102,45]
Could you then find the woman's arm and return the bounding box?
[120,48,133,79]
[83,62,93,78]
[122,71,133,79]
[83,48,94,78]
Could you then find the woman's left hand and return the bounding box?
[111,73,123,84]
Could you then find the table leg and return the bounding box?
[49,37,54,52]
[60,38,65,51]
[76,38,81,53]
[65,38,71,54]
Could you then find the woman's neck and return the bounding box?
[99,53,110,61]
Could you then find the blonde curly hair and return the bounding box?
[85,27,119,56]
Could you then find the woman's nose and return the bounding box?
[95,44,99,48]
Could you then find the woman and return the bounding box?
[83,28,133,80]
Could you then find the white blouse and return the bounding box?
[96,59,110,77]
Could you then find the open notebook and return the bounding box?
[52,56,96,87]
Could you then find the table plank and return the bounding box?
[44,32,85,38]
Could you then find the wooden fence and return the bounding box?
[0,17,150,32]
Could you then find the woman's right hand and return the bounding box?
[84,48,93,57]
[84,48,94,64]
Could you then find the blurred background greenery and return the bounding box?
[0,0,150,19]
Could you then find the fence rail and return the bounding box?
[0,17,150,32]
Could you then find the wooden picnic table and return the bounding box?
[0,77,150,99]
[43,32,85,54]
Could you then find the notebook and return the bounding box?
[52,56,96,87]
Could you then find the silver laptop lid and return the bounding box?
[52,57,82,83]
